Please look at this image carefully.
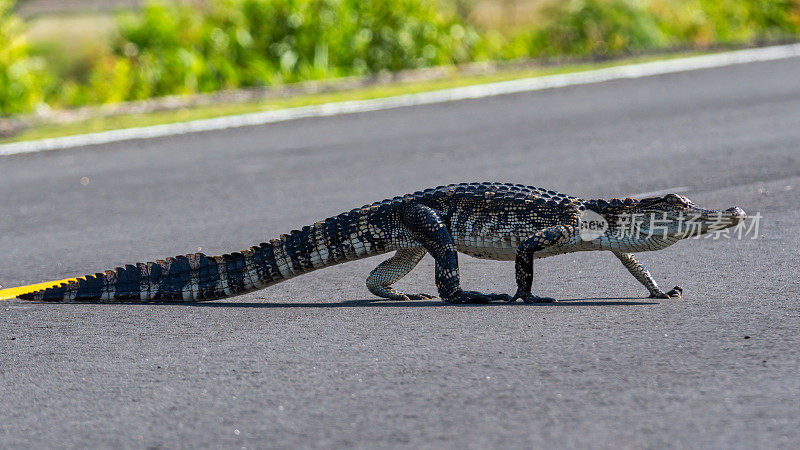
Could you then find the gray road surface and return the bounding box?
[1,57,799,448]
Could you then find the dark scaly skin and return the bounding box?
[18,182,746,303]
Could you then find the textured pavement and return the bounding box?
[1,57,799,448]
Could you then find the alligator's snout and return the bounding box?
[725,206,747,225]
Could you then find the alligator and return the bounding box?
[18,182,746,303]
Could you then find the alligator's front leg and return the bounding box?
[613,251,682,299]
[400,203,509,303]
[509,225,578,303]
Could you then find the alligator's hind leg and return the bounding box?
[613,251,682,298]
[400,203,509,303]
[366,247,435,300]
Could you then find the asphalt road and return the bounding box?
[2,56,799,448]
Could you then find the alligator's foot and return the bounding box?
[508,290,557,303]
[399,293,438,301]
[442,290,511,304]
[649,286,683,299]
[380,292,437,301]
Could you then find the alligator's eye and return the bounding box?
[664,194,687,206]
[664,194,689,206]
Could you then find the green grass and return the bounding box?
[1,51,703,144]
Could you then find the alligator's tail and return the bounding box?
[18,210,392,302]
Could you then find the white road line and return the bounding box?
[2,43,800,157]
[629,186,692,198]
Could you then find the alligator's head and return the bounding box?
[583,194,746,251]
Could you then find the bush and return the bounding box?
[652,0,800,46]
[0,0,48,115]
[502,0,800,60]
[10,0,800,111]
[88,0,483,102]
[504,0,667,59]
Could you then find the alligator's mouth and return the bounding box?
[626,205,747,240]
[724,206,748,226]
[683,206,747,236]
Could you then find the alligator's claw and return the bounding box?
[442,290,511,303]
[401,293,437,300]
[649,285,683,299]
[508,291,557,303]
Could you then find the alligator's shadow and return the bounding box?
[183,297,657,308]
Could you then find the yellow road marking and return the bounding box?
[0,277,84,300]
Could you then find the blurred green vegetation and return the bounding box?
[504,0,667,58]
[502,0,800,59]
[2,0,800,116]
[0,0,48,114]
[78,0,481,104]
